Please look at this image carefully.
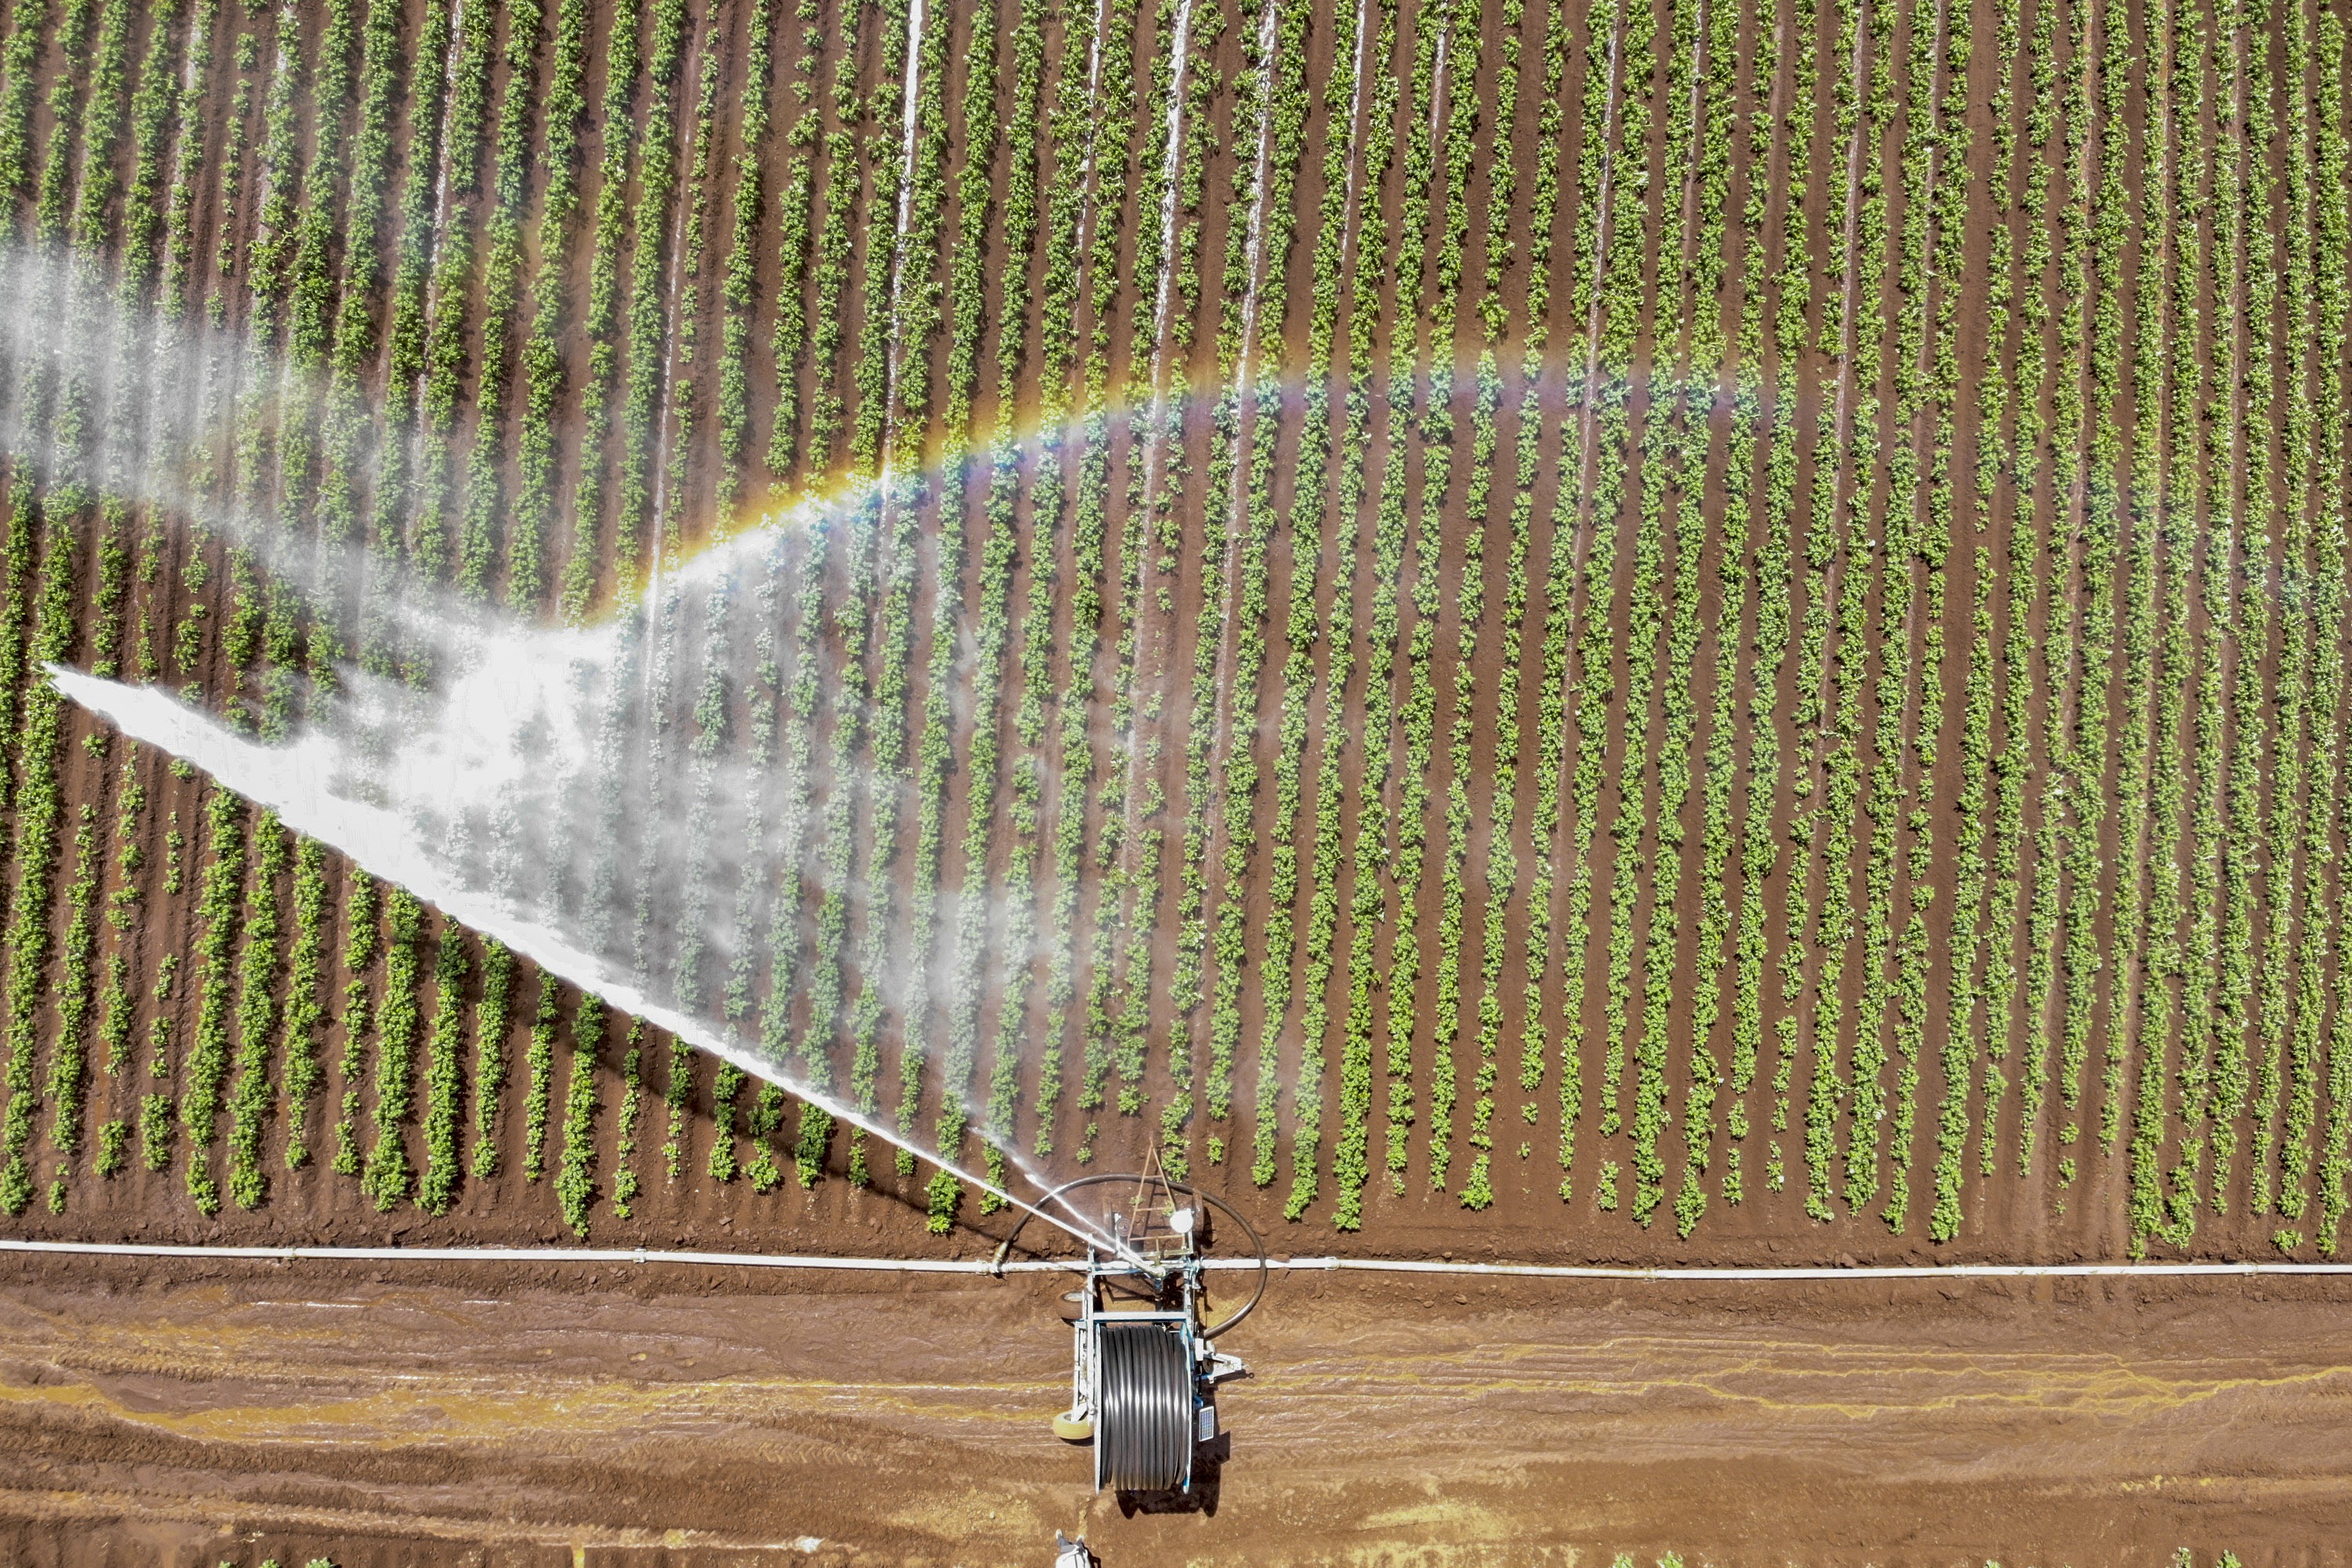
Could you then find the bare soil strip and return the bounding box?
[1,1258,2347,1565]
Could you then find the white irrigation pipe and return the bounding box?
[1305,1259,2352,1280]
[5,1238,2351,1280]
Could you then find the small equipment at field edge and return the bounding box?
[993,1160,1267,1496]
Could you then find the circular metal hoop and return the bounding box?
[995,1172,1271,1338]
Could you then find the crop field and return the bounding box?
[0,0,2344,1269]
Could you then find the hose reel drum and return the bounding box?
[1091,1317,1197,1489]
[996,1171,1265,1496]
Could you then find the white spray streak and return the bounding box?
[1111,0,1200,927]
[1065,0,1117,321]
[877,0,928,483]
[1429,21,1450,145]
[1138,0,1198,506]
[897,0,927,197]
[1338,0,1372,246]
[405,0,471,444]
[1203,0,1286,769]
[1557,5,1625,672]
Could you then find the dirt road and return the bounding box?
[0,1257,2346,1565]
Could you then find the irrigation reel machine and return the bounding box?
[993,1162,1268,1501]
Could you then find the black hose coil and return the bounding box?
[1094,1322,1192,1490]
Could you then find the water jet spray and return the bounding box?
[44,662,1140,1267]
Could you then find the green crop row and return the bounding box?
[1250,0,1367,1190]
[282,838,328,1171]
[760,90,819,484]
[2158,0,2226,1240]
[1593,0,1661,1171]
[762,549,820,1185]
[711,0,774,511]
[464,940,516,1179]
[614,1024,645,1214]
[1035,0,1142,1161]
[523,975,557,1181]
[0,0,54,206]
[1512,0,1571,1131]
[367,0,457,603]
[929,0,1037,1224]
[974,0,1111,1193]
[1332,0,1443,1230]
[557,994,601,1234]
[2013,0,2092,1181]
[800,532,862,1186]
[225,813,286,1210]
[1432,357,1490,1203]
[1906,0,1971,1232]
[2265,0,2329,1225]
[1205,0,1307,1164]
[1167,0,1279,1178]
[456,0,550,599]
[1981,0,2050,1182]
[359,888,422,1210]
[1457,0,1548,1203]
[556,0,644,622]
[1947,0,2020,1230]
[894,0,978,1166]
[2169,0,2244,1227]
[2275,0,2346,1230]
[2236,0,2289,1219]
[1624,0,1710,1228]
[417,931,471,1214]
[332,873,378,1176]
[1847,0,1955,1231]
[273,0,358,568]
[2206,0,2264,1212]
[1738,0,1815,1201]
[2311,6,2350,1253]
[1676,0,1760,1235]
[2047,0,2126,1181]
[845,0,915,477]
[1549,0,1633,1200]
[2121,0,2199,1243]
[1454,0,1544,1211]
[313,0,403,567]
[608,0,691,583]
[1835,0,1904,1225]
[504,0,593,608]
[178,786,244,1216]
[1405,0,1481,1199]
[1784,0,1868,1222]
[42,809,100,1210]
[1283,0,1397,1221]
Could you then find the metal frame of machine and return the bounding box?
[994,1167,1266,1495]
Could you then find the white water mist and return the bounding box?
[0,232,1141,1256]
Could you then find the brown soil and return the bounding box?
[0,1257,2344,1565]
